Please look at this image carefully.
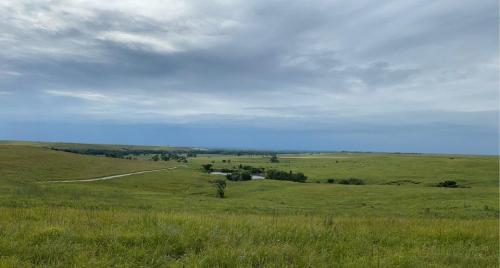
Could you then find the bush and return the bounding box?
[265,169,307,183]
[436,180,458,188]
[338,178,365,185]
[327,179,335,184]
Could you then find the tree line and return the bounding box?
[51,147,192,162]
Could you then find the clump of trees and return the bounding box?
[239,165,265,174]
[324,178,365,185]
[226,170,252,181]
[270,154,279,163]
[210,179,226,198]
[206,164,264,177]
[337,178,365,185]
[159,153,187,163]
[436,180,459,188]
[204,163,268,182]
[204,163,308,183]
[202,164,213,173]
[265,169,307,183]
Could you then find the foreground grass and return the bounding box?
[1,208,497,267]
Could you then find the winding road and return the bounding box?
[42,167,178,183]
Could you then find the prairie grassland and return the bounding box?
[191,153,499,186]
[0,145,498,267]
[0,207,497,267]
[0,145,174,182]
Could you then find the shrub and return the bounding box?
[265,169,307,183]
[327,179,335,184]
[436,180,458,188]
[338,178,365,185]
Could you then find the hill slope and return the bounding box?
[0,145,174,182]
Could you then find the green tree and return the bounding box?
[202,164,213,173]
[161,154,170,161]
[211,179,226,198]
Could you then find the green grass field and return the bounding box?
[0,144,498,267]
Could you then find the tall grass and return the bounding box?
[0,207,497,267]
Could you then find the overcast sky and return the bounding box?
[0,0,498,154]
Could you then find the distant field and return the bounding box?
[0,144,498,267]
[192,153,499,186]
[0,140,196,152]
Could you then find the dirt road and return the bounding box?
[42,167,178,183]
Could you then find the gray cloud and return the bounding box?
[0,0,497,132]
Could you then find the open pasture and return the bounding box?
[0,144,498,267]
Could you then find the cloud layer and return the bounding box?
[0,0,498,153]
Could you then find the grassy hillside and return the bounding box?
[0,140,196,152]
[0,144,498,267]
[0,145,175,182]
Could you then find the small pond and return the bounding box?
[210,172,264,180]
